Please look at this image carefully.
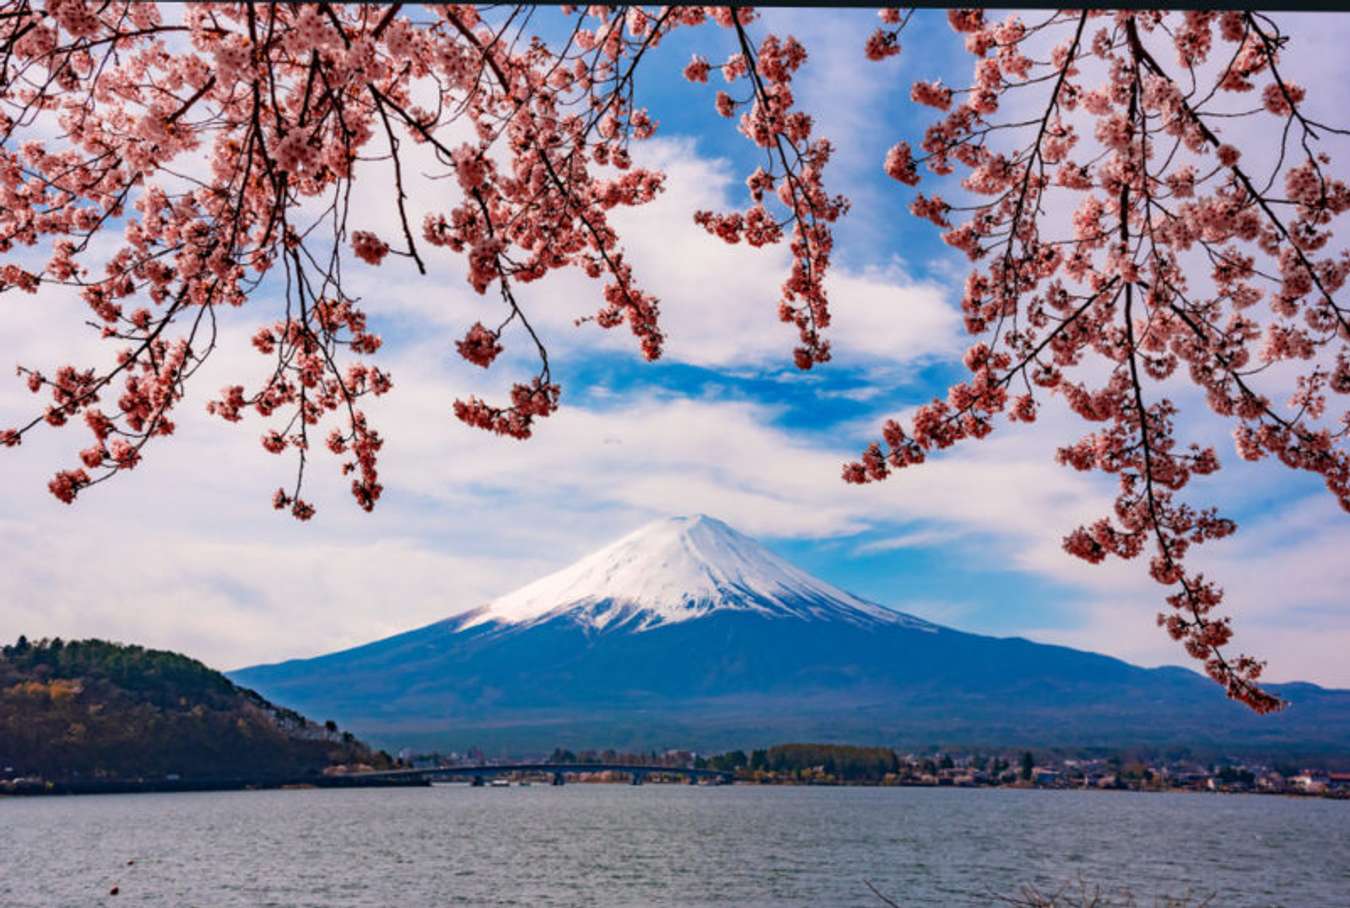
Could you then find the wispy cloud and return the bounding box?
[854,526,970,554]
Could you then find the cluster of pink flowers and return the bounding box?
[47,468,91,505]
[864,30,900,62]
[272,129,319,176]
[682,55,711,83]
[351,231,390,266]
[453,378,561,441]
[456,322,504,369]
[272,487,315,522]
[884,142,920,186]
[910,80,953,111]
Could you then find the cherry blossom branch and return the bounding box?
[849,8,1348,710]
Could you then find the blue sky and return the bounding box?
[1,8,1348,688]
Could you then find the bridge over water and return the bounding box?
[352,763,736,786]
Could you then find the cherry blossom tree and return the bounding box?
[1,4,1346,711]
[840,7,1348,712]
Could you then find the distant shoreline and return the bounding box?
[6,775,1347,801]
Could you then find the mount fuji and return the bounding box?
[457,514,932,634]
[231,515,1350,755]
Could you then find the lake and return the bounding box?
[2,784,1346,906]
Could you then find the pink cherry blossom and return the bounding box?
[351,231,390,266]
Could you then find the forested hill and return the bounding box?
[0,636,396,782]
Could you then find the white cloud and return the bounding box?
[0,518,526,671]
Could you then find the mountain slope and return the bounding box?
[231,516,1350,756]
[0,637,395,781]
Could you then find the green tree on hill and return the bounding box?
[0,637,392,781]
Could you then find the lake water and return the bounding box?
[2,784,1346,906]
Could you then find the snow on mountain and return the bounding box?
[459,514,936,634]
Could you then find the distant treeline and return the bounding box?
[533,743,1332,783]
[0,636,396,782]
[702,744,902,780]
[545,748,688,767]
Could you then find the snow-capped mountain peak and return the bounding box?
[458,514,935,634]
